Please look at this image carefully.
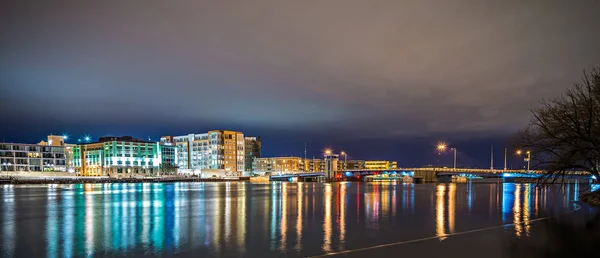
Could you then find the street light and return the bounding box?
[324,149,332,155]
[436,144,457,170]
[341,151,347,170]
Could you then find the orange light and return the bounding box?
[437,143,447,151]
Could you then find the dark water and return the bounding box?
[0,182,591,257]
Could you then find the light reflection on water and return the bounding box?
[0,182,585,257]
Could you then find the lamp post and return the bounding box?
[437,144,445,166]
[437,144,457,170]
[516,150,531,171]
[341,151,347,170]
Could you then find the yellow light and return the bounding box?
[437,143,446,151]
[341,151,346,155]
[325,149,332,155]
[516,150,522,155]
[526,151,531,154]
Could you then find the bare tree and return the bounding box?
[515,67,600,184]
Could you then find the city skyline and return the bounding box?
[2,1,600,167]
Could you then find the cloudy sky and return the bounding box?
[1,0,599,167]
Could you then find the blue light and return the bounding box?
[592,175,597,180]
[345,172,352,177]
[503,173,511,178]
[62,134,69,140]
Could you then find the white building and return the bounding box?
[170,130,246,176]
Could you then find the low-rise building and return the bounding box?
[72,136,175,177]
[338,160,365,170]
[303,158,324,172]
[364,160,398,170]
[253,157,304,174]
[1,136,68,174]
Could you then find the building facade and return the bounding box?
[72,136,175,177]
[324,154,339,178]
[244,136,261,172]
[253,157,303,174]
[171,130,247,176]
[0,142,67,173]
[364,160,398,170]
[303,158,325,172]
[338,160,365,170]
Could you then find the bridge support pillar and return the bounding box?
[414,170,437,182]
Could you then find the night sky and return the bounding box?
[1,1,600,167]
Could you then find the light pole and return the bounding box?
[504,148,507,171]
[341,151,347,170]
[516,150,531,171]
[437,144,457,170]
[525,151,531,171]
[437,144,445,167]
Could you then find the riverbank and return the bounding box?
[0,176,250,185]
[581,190,600,206]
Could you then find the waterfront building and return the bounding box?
[253,157,303,174]
[338,160,365,170]
[244,136,261,172]
[303,158,324,172]
[364,160,398,170]
[72,136,176,177]
[0,136,68,173]
[39,135,76,172]
[159,137,178,175]
[171,130,246,176]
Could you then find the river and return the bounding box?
[0,182,591,257]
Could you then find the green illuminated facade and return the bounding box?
[73,136,177,177]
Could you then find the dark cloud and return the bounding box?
[1,0,599,166]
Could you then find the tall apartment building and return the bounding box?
[244,136,261,172]
[171,130,246,176]
[0,139,67,173]
[72,136,176,177]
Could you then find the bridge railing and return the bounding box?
[343,168,548,174]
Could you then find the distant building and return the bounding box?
[338,160,365,170]
[159,136,178,175]
[303,158,324,172]
[364,160,398,170]
[253,157,303,174]
[170,130,245,176]
[244,136,261,172]
[1,135,68,173]
[324,153,339,178]
[72,136,175,177]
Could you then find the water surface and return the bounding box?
[0,182,585,257]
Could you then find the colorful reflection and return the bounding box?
[0,182,585,257]
[435,184,457,240]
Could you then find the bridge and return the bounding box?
[341,167,593,182]
[269,172,326,182]
[266,167,594,182]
